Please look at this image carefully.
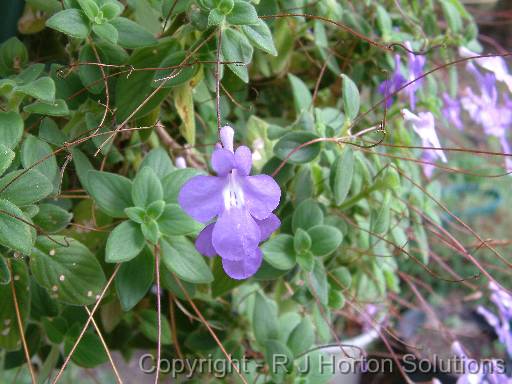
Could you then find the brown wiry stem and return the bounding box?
[154,244,162,384]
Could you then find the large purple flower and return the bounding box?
[402,109,447,176]
[178,126,281,280]
[378,54,406,108]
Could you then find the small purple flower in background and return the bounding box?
[402,109,447,176]
[442,93,463,130]
[477,282,512,358]
[459,46,512,94]
[462,63,512,171]
[178,126,281,280]
[405,41,426,110]
[175,156,187,169]
[378,54,406,108]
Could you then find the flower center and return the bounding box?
[223,171,245,210]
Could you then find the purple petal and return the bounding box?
[220,126,234,152]
[222,247,263,280]
[240,175,281,220]
[212,207,261,261]
[195,223,216,257]
[256,214,281,241]
[211,149,235,176]
[235,146,252,176]
[178,175,226,223]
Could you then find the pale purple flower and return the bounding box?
[178,126,281,280]
[443,92,463,130]
[405,41,426,110]
[378,54,406,108]
[402,109,447,176]
[459,46,512,94]
[462,63,512,171]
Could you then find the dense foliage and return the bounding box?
[0,0,510,383]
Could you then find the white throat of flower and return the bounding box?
[223,170,245,210]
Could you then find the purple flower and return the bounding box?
[378,54,406,108]
[459,46,512,94]
[178,126,281,280]
[405,41,426,110]
[402,109,447,176]
[442,93,463,130]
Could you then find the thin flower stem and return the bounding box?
[154,244,162,384]
[216,27,223,133]
[173,273,249,384]
[8,260,37,384]
[51,264,121,384]
[169,294,183,359]
[84,307,123,384]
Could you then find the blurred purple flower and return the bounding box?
[461,63,512,171]
[459,46,512,93]
[402,109,447,176]
[442,93,463,130]
[378,54,406,108]
[178,126,281,280]
[405,41,426,110]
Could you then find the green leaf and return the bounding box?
[328,266,351,290]
[15,77,56,103]
[294,228,311,254]
[64,326,108,367]
[77,0,99,21]
[162,168,204,203]
[132,167,163,208]
[139,148,175,179]
[296,250,314,271]
[92,22,119,45]
[328,289,345,309]
[21,134,58,183]
[151,51,196,89]
[341,74,360,121]
[146,200,165,219]
[141,218,160,244]
[115,248,154,311]
[0,111,23,149]
[264,339,293,377]
[161,237,213,284]
[0,145,14,176]
[226,0,259,25]
[221,28,253,83]
[30,236,106,305]
[46,9,91,39]
[0,199,34,254]
[292,199,323,232]
[308,225,342,257]
[241,19,277,56]
[110,17,157,49]
[173,83,196,145]
[288,74,312,114]
[0,169,52,205]
[105,221,145,263]
[262,234,296,270]
[71,148,93,191]
[139,309,172,345]
[376,5,392,41]
[274,131,321,164]
[87,170,133,218]
[308,259,328,305]
[124,206,146,224]
[441,0,462,33]
[78,44,104,95]
[0,259,30,350]
[253,292,279,343]
[101,2,123,19]
[157,203,202,236]
[23,99,70,116]
[33,204,72,233]
[0,256,9,285]
[208,9,225,27]
[330,146,354,205]
[43,317,68,344]
[287,317,314,356]
[0,37,28,76]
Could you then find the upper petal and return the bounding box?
[212,207,260,261]
[240,174,281,220]
[256,214,281,242]
[178,175,226,223]
[220,126,234,152]
[234,146,252,176]
[222,247,263,280]
[195,223,216,257]
[211,148,235,176]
